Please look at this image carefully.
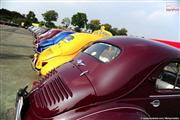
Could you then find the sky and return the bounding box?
[1,0,180,41]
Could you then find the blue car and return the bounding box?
[36,31,75,53]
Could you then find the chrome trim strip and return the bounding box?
[77,106,150,120]
[150,94,180,98]
[80,70,88,76]
[31,57,40,73]
[15,97,23,120]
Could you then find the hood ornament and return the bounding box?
[77,59,86,66]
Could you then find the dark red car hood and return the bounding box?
[28,62,96,118]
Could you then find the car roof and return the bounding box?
[97,36,180,59]
[84,37,180,96]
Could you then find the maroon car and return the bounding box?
[16,37,180,120]
[33,29,63,45]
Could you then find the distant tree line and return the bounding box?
[0,8,128,35]
[0,8,38,27]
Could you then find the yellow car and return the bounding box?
[32,27,112,76]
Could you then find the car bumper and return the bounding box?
[15,86,29,120]
[33,44,41,54]
[31,57,40,73]
[33,39,37,45]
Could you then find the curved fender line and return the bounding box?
[77,106,150,120]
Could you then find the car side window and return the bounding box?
[155,62,180,90]
[83,43,121,63]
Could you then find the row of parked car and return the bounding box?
[29,26,112,76]
[16,26,180,120]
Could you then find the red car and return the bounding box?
[33,29,63,45]
[16,37,180,120]
[150,38,180,49]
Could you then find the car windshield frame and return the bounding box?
[83,42,121,63]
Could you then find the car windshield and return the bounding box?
[83,43,121,63]
[64,35,74,42]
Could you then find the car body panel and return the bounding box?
[34,29,63,44]
[23,62,96,119]
[33,28,50,38]
[36,31,75,53]
[22,101,149,120]
[92,26,112,38]
[73,37,179,97]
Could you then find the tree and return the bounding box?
[87,19,101,32]
[25,11,38,27]
[42,10,58,28]
[61,17,70,28]
[109,28,118,35]
[74,27,81,32]
[45,22,56,28]
[0,8,26,23]
[101,23,112,31]
[109,27,128,36]
[12,17,26,26]
[117,28,128,35]
[71,12,88,30]
[26,11,38,23]
[39,21,45,27]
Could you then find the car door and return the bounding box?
[147,61,180,117]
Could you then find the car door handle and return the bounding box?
[80,70,88,76]
[150,99,160,107]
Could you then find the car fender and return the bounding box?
[54,102,150,120]
[78,106,150,120]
